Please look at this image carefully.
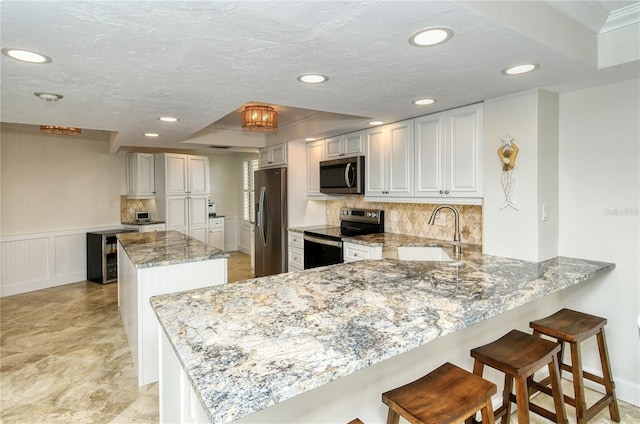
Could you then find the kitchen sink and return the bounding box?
[398,246,452,262]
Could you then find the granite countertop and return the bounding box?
[150,247,614,423]
[287,224,337,233]
[117,230,228,269]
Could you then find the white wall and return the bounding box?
[557,78,640,405]
[208,154,242,217]
[1,124,125,235]
[483,89,560,261]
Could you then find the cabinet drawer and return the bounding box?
[288,247,304,269]
[288,232,304,249]
[209,218,224,229]
[343,242,382,262]
[143,224,166,232]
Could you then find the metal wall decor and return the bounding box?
[498,133,519,210]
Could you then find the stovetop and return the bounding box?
[304,226,343,239]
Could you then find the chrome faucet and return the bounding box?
[428,205,461,254]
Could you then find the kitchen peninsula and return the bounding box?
[117,230,229,386]
[151,239,614,424]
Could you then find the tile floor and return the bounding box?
[1,251,638,424]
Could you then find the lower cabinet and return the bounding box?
[123,224,166,233]
[208,217,224,250]
[343,242,382,263]
[160,330,210,423]
[288,231,304,272]
[118,245,227,387]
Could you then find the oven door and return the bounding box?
[303,234,343,269]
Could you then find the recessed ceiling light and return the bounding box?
[305,137,318,142]
[502,63,539,75]
[297,74,328,84]
[368,121,385,126]
[413,98,436,106]
[158,116,179,122]
[144,133,160,137]
[2,48,51,63]
[409,27,453,47]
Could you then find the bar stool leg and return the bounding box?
[481,399,497,424]
[569,341,588,424]
[549,354,569,424]
[501,375,514,424]
[597,330,620,422]
[386,409,399,424]
[515,375,531,424]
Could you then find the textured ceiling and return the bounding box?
[1,1,638,154]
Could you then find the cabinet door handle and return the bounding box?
[439,189,444,194]
[445,190,450,194]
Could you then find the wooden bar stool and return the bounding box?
[469,330,568,424]
[382,362,496,424]
[529,308,620,424]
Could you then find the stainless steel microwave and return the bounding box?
[319,156,365,194]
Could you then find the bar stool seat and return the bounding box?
[382,362,497,424]
[530,308,620,424]
[469,329,568,424]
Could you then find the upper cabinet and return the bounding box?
[414,103,483,200]
[155,153,210,195]
[365,120,414,198]
[258,143,287,168]
[306,139,325,197]
[325,131,364,159]
[126,153,155,199]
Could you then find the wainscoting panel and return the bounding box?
[1,226,123,297]
[0,237,50,291]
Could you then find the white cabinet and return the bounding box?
[209,217,225,250]
[258,143,287,168]
[155,153,211,243]
[306,140,325,197]
[287,231,304,272]
[156,153,210,196]
[126,153,155,199]
[325,131,364,159]
[160,330,211,423]
[343,242,382,263]
[119,244,227,386]
[414,103,483,200]
[123,223,166,233]
[365,120,414,198]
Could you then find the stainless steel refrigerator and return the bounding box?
[254,167,287,277]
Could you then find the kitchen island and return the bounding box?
[117,230,229,386]
[151,241,614,423]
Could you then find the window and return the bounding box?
[243,159,258,223]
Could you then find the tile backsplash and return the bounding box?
[120,196,158,222]
[326,197,482,245]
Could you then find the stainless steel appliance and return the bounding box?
[319,156,365,194]
[254,167,287,277]
[135,211,150,221]
[208,201,216,216]
[86,229,138,284]
[303,208,384,269]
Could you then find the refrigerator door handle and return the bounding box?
[258,186,267,246]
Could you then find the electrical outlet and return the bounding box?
[433,211,447,226]
[389,210,398,222]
